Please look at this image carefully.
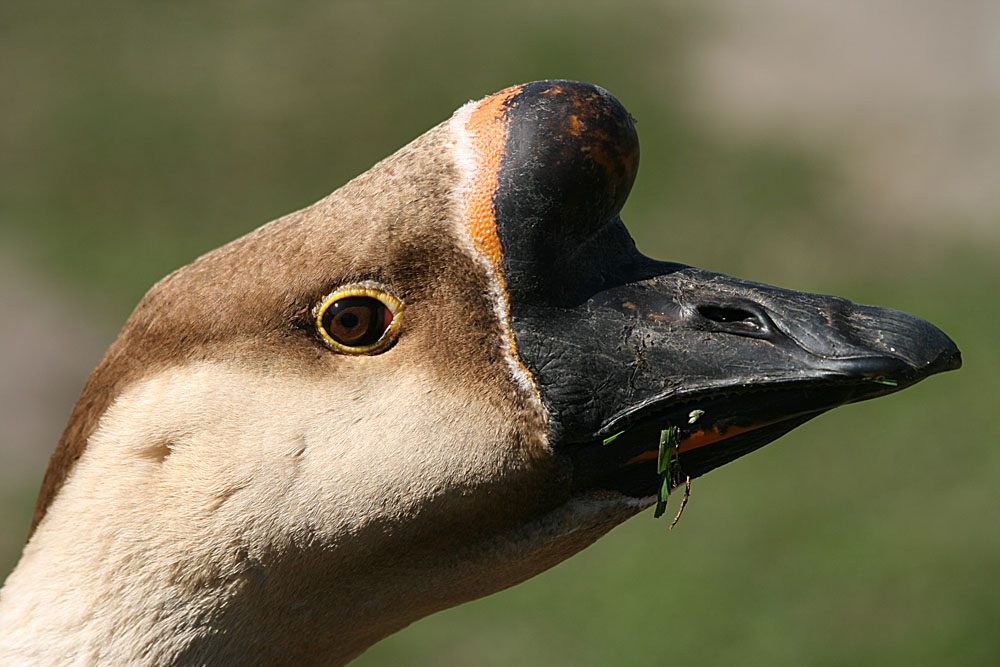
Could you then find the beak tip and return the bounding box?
[904,317,962,378]
[926,337,962,375]
[846,305,962,382]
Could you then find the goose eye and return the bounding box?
[316,288,403,354]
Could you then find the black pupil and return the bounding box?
[322,297,390,347]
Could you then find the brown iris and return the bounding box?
[321,297,392,347]
[315,287,404,354]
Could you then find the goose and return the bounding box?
[0,80,960,665]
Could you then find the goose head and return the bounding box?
[0,81,960,665]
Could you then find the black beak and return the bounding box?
[517,256,961,496]
[483,80,961,498]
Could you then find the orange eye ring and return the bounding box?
[315,287,404,354]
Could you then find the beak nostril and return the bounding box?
[697,305,762,329]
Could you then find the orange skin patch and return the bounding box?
[463,84,522,271]
[676,423,764,453]
[461,84,545,404]
[623,423,772,467]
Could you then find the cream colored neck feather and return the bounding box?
[0,362,642,665]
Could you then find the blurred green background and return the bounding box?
[1,1,997,665]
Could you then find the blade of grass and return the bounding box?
[653,475,671,518]
[657,426,676,474]
[862,376,898,387]
[602,430,625,446]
